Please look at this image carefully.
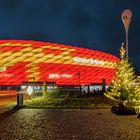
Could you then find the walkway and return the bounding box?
[0,109,140,140]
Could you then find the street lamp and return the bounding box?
[76,71,81,92]
[121,9,132,59]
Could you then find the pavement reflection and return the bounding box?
[0,109,140,140]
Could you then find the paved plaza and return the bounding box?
[0,109,140,140]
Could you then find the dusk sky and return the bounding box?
[0,0,140,71]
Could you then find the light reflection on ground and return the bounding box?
[0,109,140,140]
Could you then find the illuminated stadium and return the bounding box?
[0,40,119,93]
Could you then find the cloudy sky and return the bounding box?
[0,0,140,71]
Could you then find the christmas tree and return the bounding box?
[106,43,140,110]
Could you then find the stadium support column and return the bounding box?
[78,72,81,93]
[88,85,90,94]
[33,77,35,95]
[43,81,47,96]
[102,79,106,92]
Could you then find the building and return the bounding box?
[0,40,119,93]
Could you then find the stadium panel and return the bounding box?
[0,40,119,86]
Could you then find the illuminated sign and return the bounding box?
[49,73,72,79]
[27,86,33,95]
[73,57,105,65]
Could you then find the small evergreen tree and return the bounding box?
[107,43,140,108]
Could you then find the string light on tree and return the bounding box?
[105,43,140,114]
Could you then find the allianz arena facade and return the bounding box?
[0,40,119,87]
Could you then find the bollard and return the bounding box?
[17,93,23,108]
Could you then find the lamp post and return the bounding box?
[121,9,132,59]
[77,71,81,93]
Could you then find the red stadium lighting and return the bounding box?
[0,40,119,86]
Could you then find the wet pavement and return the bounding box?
[0,96,16,107]
[0,109,140,140]
[0,96,16,114]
